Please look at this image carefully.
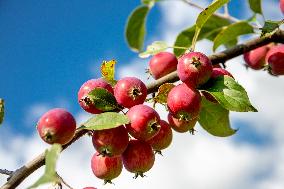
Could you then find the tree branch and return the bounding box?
[56,172,75,189]
[147,30,284,93]
[1,29,284,189]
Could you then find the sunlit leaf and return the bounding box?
[101,59,117,86]
[28,144,62,189]
[154,83,175,104]
[80,112,130,130]
[200,76,257,112]
[139,41,169,58]
[198,97,236,137]
[191,0,229,49]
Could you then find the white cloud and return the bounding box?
[25,103,51,127]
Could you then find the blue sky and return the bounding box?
[1,0,284,189]
[0,0,264,135]
[0,0,158,134]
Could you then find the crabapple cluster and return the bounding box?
[36,44,284,185]
[244,44,284,75]
[77,77,173,183]
[36,49,237,186]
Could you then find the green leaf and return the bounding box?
[101,60,117,86]
[28,144,62,189]
[248,0,262,14]
[154,83,175,104]
[141,0,161,7]
[174,15,231,56]
[261,20,283,37]
[224,38,238,49]
[198,97,236,137]
[139,41,169,58]
[125,6,150,52]
[80,112,130,130]
[87,88,118,112]
[191,0,229,49]
[200,76,257,112]
[213,21,254,51]
[0,99,4,125]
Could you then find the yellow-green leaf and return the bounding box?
[101,59,117,86]
[154,83,175,104]
[139,41,168,58]
[80,112,130,130]
[191,0,229,49]
[28,144,62,189]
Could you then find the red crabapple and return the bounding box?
[126,104,161,141]
[265,44,284,75]
[213,64,222,68]
[177,52,213,87]
[149,52,178,79]
[211,68,234,79]
[168,113,197,133]
[167,83,201,121]
[92,126,129,157]
[114,77,147,108]
[78,78,114,114]
[37,108,76,145]
[243,45,270,70]
[122,139,155,178]
[280,0,284,14]
[147,120,173,152]
[91,152,122,184]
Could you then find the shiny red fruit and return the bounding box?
[114,77,147,108]
[168,113,197,133]
[211,68,234,79]
[91,152,122,183]
[37,108,76,145]
[280,0,284,14]
[126,104,161,141]
[167,83,201,121]
[122,139,155,178]
[243,45,270,70]
[266,44,284,75]
[149,52,178,79]
[147,120,173,151]
[92,126,129,157]
[177,52,213,87]
[78,78,114,114]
